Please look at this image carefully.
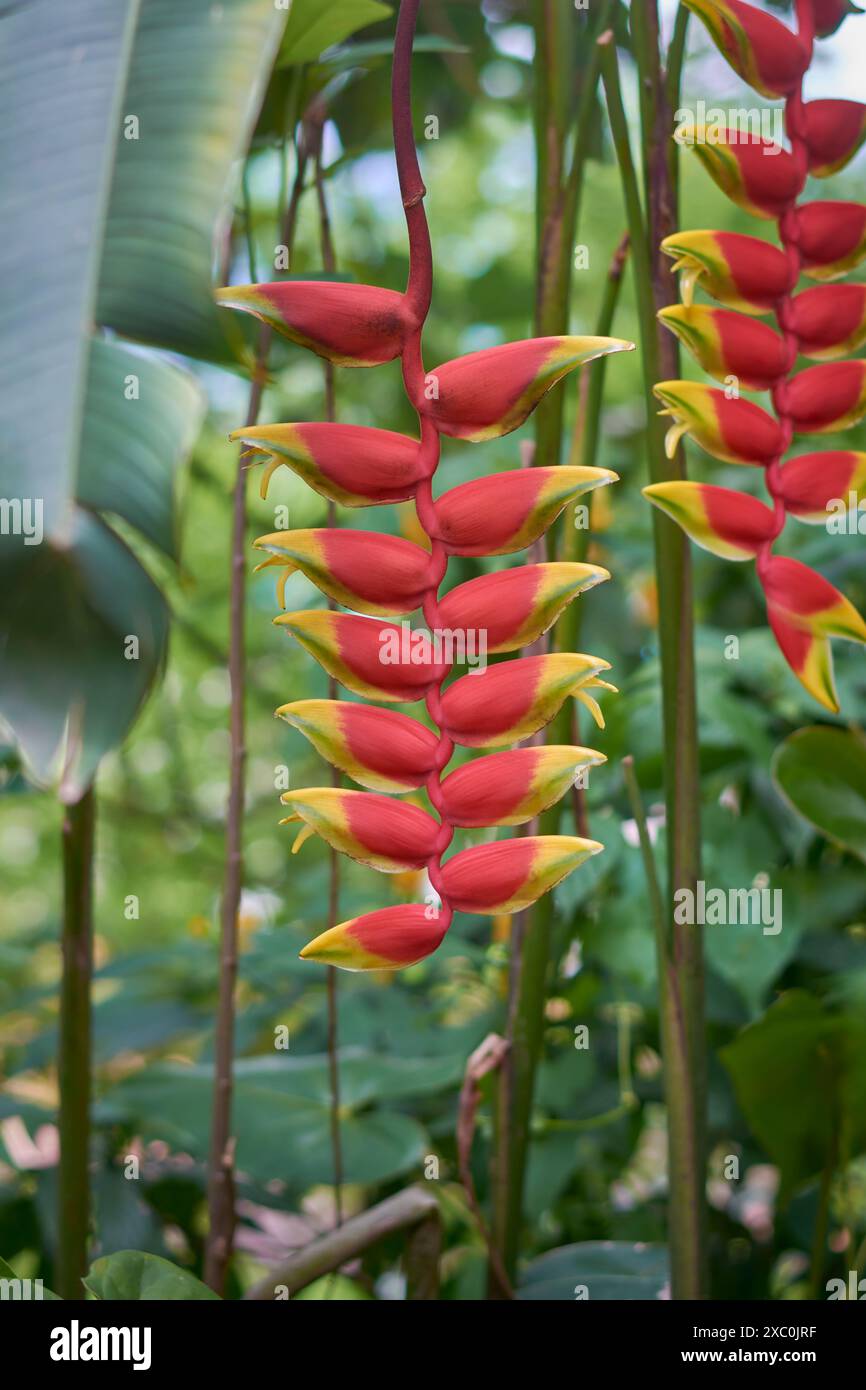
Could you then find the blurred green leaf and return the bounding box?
[519,1242,669,1300]
[98,0,285,361]
[279,0,392,67]
[0,512,170,797]
[721,991,866,1200]
[0,1254,60,1300]
[79,342,203,560]
[106,1060,431,1188]
[319,34,470,69]
[84,1250,219,1300]
[772,725,866,863]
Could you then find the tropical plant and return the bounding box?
[220,6,632,970]
[646,0,866,713]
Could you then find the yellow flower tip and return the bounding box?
[586,565,611,588]
[292,824,316,854]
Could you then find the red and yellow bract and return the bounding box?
[217,1,632,968]
[648,0,866,712]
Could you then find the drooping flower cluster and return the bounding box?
[646,0,866,711]
[216,1,632,970]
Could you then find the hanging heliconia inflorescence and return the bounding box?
[645,0,866,711]
[216,0,632,970]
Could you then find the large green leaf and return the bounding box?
[0,0,283,791]
[97,0,285,361]
[0,0,140,532]
[106,1061,429,1189]
[0,1254,61,1300]
[0,511,169,797]
[84,1250,219,1300]
[79,340,203,559]
[772,725,866,863]
[721,991,866,1200]
[279,0,392,67]
[519,1242,669,1300]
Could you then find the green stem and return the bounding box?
[489,4,613,1292]
[622,755,667,953]
[57,786,95,1300]
[600,20,706,1300]
[809,1159,835,1299]
[204,131,308,1296]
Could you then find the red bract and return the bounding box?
[652,0,866,710]
[798,99,866,176]
[232,422,425,507]
[796,201,866,280]
[808,0,862,37]
[218,5,630,969]
[423,336,631,442]
[682,0,809,98]
[661,230,794,314]
[433,466,617,556]
[789,285,866,359]
[691,133,803,219]
[216,281,419,366]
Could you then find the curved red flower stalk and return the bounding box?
[218,0,632,970]
[647,0,866,712]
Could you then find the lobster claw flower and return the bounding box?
[797,201,866,281]
[437,563,609,655]
[683,0,809,98]
[215,281,418,366]
[440,653,611,748]
[441,836,603,915]
[658,304,787,390]
[689,132,803,219]
[790,285,866,360]
[254,529,434,615]
[281,787,439,872]
[643,482,776,560]
[423,337,633,442]
[300,903,450,971]
[440,745,606,828]
[654,381,784,465]
[661,230,793,315]
[809,0,863,38]
[275,611,443,702]
[777,450,866,522]
[785,361,866,434]
[799,100,866,177]
[229,422,424,507]
[433,466,617,557]
[761,555,866,711]
[276,699,439,792]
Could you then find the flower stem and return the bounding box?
[600,21,707,1300]
[57,785,95,1300]
[489,3,614,1291]
[204,122,308,1296]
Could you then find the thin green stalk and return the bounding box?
[622,755,667,951]
[665,6,690,202]
[489,3,612,1291]
[204,129,308,1296]
[600,23,706,1300]
[57,786,95,1300]
[311,117,345,1228]
[809,1158,835,1299]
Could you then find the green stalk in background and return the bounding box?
[57,787,96,1300]
[489,0,615,1290]
[599,9,707,1300]
[204,88,307,1294]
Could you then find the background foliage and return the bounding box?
[1,0,865,1300]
